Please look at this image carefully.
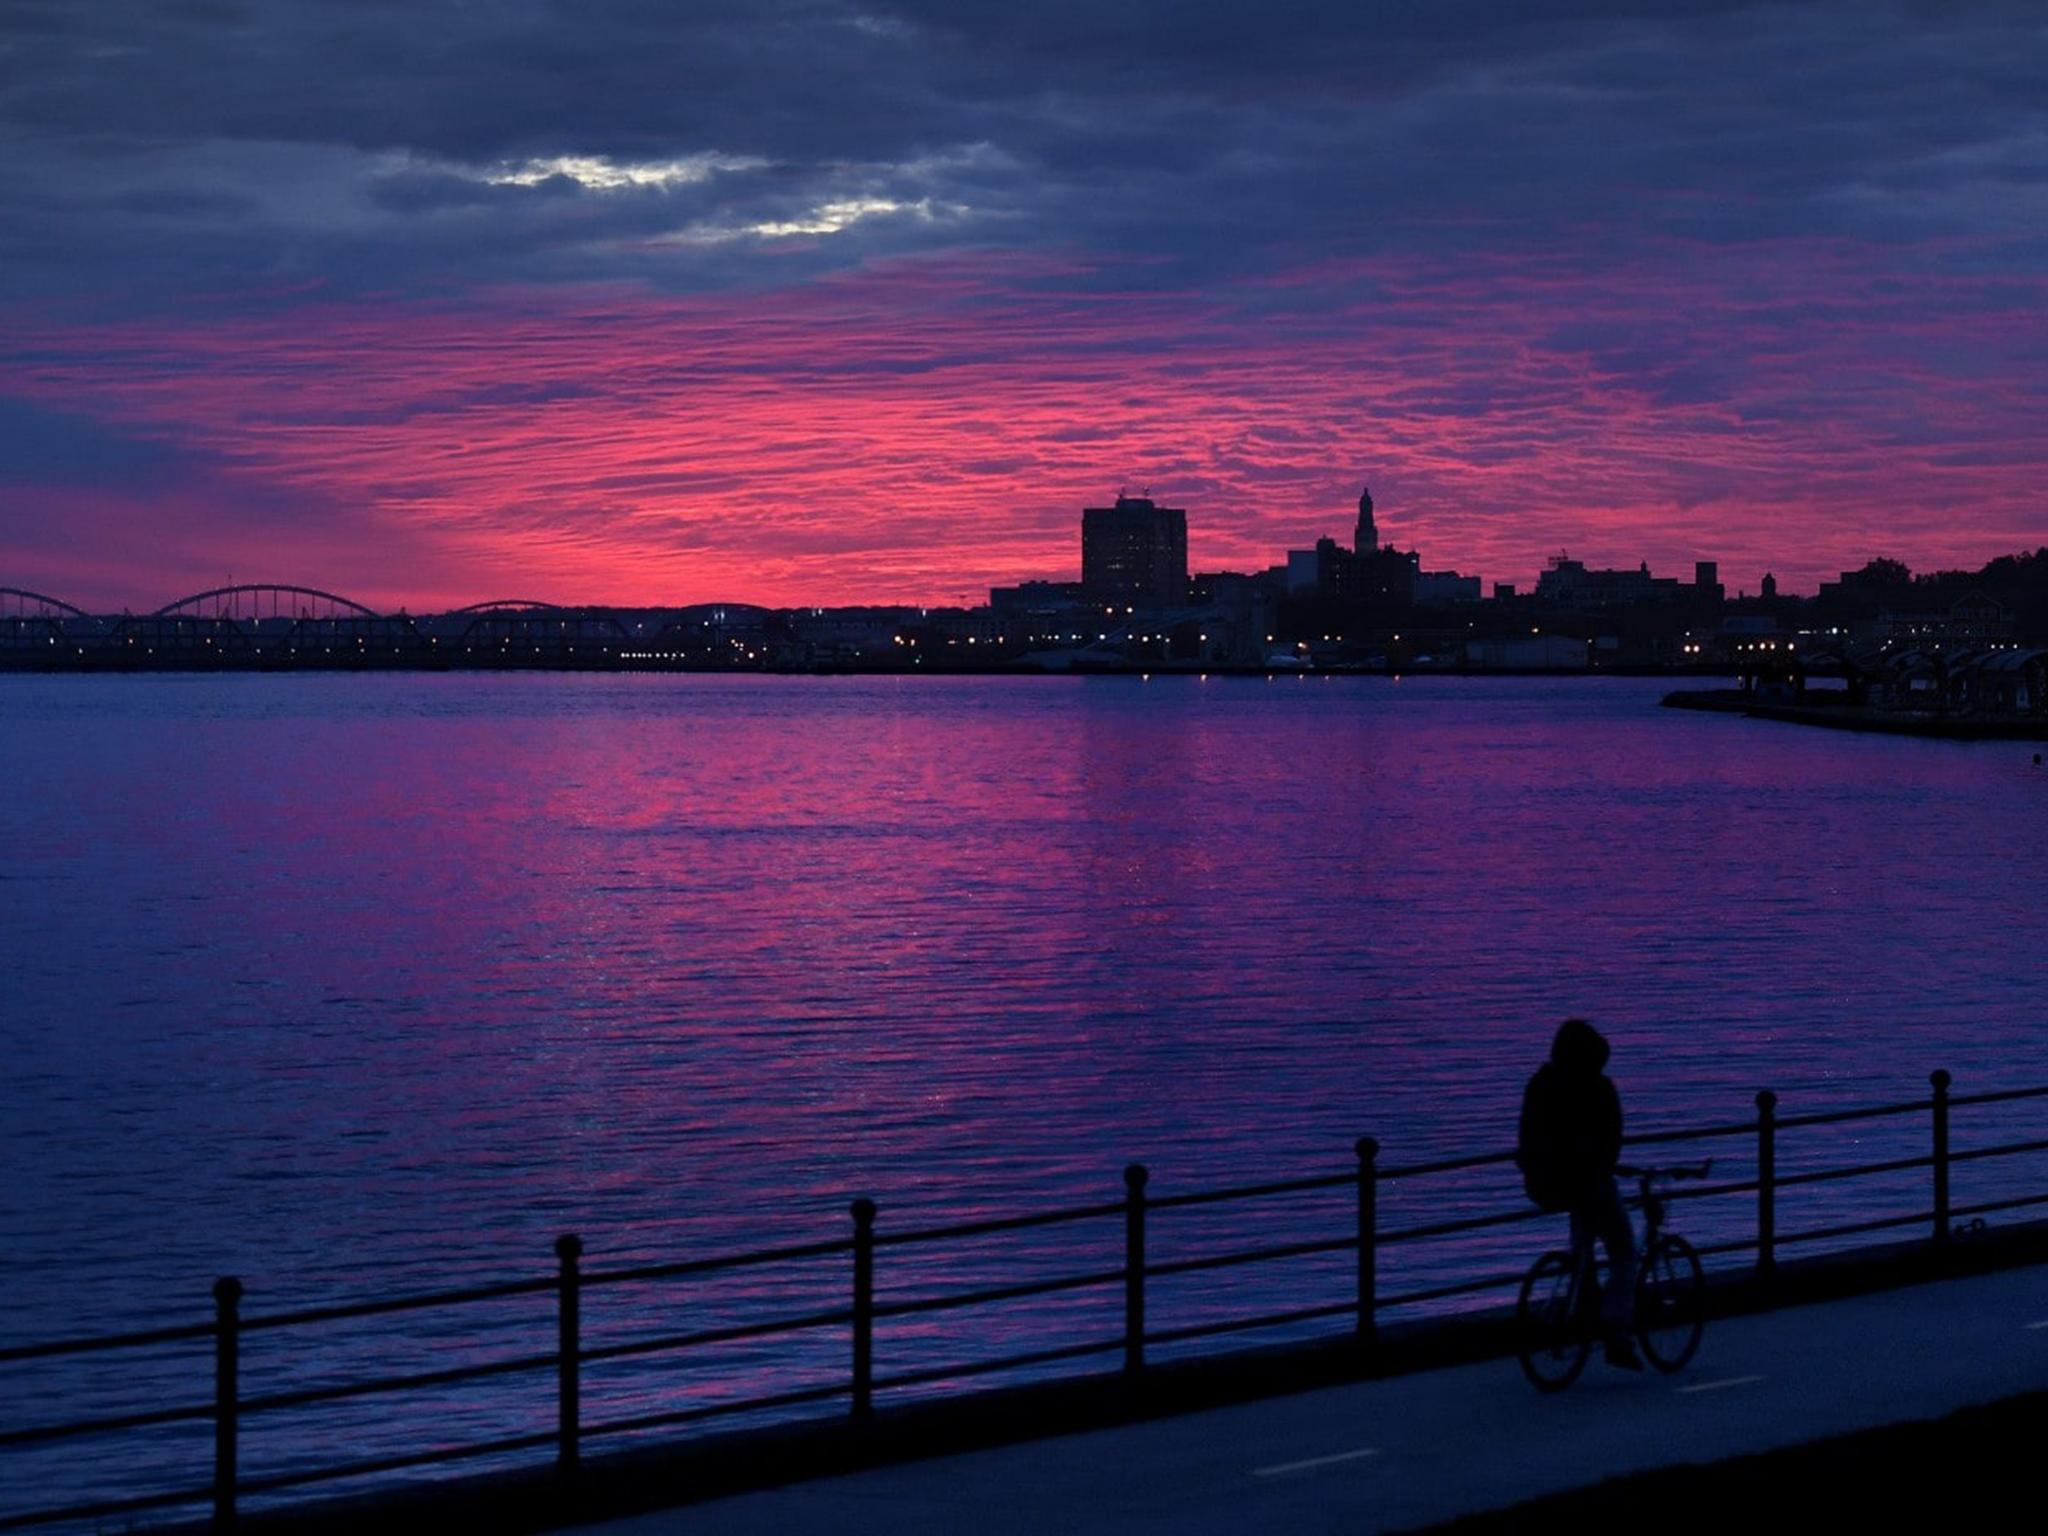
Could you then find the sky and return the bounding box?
[2,0,2044,611]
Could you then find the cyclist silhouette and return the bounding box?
[1516,1018,1643,1370]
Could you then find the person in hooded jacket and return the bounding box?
[1517,1018,1643,1370]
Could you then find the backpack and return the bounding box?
[1516,1069,1572,1213]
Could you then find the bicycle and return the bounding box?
[1516,1160,1710,1391]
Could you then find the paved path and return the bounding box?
[578,1264,2048,1534]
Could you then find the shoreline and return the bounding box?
[0,660,1739,680]
[1663,687,2048,741]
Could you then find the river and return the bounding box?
[3,672,2044,1516]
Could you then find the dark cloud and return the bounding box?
[0,396,193,485]
[0,1,2041,304]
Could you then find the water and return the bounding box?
[3,673,2045,1518]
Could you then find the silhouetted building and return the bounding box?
[1082,494,1187,608]
[1694,561,1723,605]
[1268,484,1431,614]
[1317,537,1365,601]
[1535,555,1682,610]
[1816,558,1911,607]
[1355,486,1378,555]
[989,580,1082,611]
[1415,571,1482,604]
[787,607,907,663]
[1761,572,1778,601]
[1187,571,1275,664]
[1360,545,1420,607]
[1877,593,2015,646]
[1300,534,1419,609]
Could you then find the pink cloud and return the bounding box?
[3,240,2043,611]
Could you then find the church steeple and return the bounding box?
[1354,485,1377,556]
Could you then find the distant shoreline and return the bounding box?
[1663,686,2048,741]
[0,660,1740,680]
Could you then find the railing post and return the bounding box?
[1355,1137,1378,1341]
[211,1276,241,1533]
[554,1234,582,1473]
[851,1198,876,1420]
[1123,1164,1149,1376]
[1755,1090,1777,1284]
[1932,1069,1952,1249]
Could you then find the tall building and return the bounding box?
[1355,486,1377,555]
[1081,494,1187,608]
[1287,486,1426,610]
[1315,537,1360,599]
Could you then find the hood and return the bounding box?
[1549,1017,1610,1074]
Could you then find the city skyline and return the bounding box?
[3,482,2035,619]
[3,5,2045,612]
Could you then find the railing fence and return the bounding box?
[4,1067,2046,1534]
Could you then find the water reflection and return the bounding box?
[1,673,2044,1512]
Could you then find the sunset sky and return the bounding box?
[3,1,2044,611]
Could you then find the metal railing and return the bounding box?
[4,1067,2046,1532]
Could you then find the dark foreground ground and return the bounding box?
[1414,1385,2048,1532]
[579,1262,2048,1534]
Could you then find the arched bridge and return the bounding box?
[1,584,767,669]
[0,587,92,622]
[451,605,630,660]
[107,584,426,663]
[1,587,107,653]
[154,585,384,622]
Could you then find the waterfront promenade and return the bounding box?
[581,1261,2048,1533]
[10,1062,2047,1533]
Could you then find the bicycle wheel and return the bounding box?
[1518,1250,1591,1391]
[1635,1233,1705,1372]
